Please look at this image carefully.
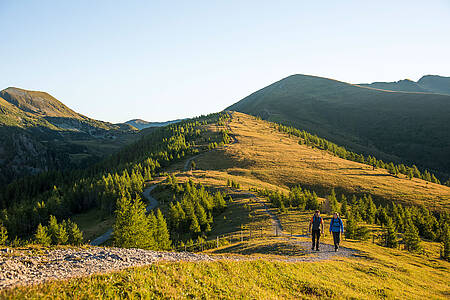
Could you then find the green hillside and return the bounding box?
[226,74,450,177]
[0,87,138,185]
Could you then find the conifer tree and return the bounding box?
[407,168,413,180]
[189,214,201,236]
[56,220,69,245]
[340,194,348,217]
[35,223,51,246]
[328,189,339,214]
[155,209,171,250]
[384,218,398,248]
[48,215,60,245]
[345,212,357,239]
[67,220,83,245]
[0,222,7,246]
[403,222,422,252]
[366,195,377,224]
[441,224,450,261]
[113,196,153,249]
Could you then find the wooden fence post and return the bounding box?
[216,236,219,248]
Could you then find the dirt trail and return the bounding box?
[246,192,356,261]
[0,117,356,290]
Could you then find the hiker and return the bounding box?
[308,210,324,251]
[329,212,344,251]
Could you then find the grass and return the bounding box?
[71,208,115,243]
[3,240,449,299]
[6,112,449,298]
[209,238,307,258]
[194,112,450,211]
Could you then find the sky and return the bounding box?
[1,1,449,123]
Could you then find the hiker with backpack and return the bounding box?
[329,212,344,251]
[308,210,324,251]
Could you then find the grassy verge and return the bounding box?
[2,241,449,299]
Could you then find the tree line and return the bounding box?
[275,123,446,185]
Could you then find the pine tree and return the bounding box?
[407,168,413,180]
[67,220,83,245]
[345,212,357,239]
[441,224,450,261]
[35,223,51,246]
[328,189,339,214]
[403,222,422,252]
[340,194,348,217]
[0,222,7,246]
[155,209,171,250]
[384,218,398,248]
[48,215,60,245]
[113,196,153,249]
[189,214,201,236]
[366,195,376,224]
[56,220,69,245]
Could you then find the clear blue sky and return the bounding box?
[1,1,449,123]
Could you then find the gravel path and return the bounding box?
[0,119,355,290]
[246,192,356,261]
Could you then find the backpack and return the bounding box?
[331,217,342,228]
[312,215,322,229]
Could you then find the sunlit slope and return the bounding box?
[226,74,450,174]
[195,112,450,210]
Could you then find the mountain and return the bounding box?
[226,74,450,175]
[358,75,450,95]
[0,87,138,185]
[417,75,450,95]
[125,118,183,130]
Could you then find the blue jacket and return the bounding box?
[329,217,344,233]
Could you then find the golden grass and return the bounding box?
[3,240,449,299]
[191,112,450,211]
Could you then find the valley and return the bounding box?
[0,101,449,299]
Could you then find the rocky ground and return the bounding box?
[0,247,222,290]
[0,241,356,290]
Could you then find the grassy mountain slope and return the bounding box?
[194,112,450,210]
[2,111,449,299]
[226,74,450,176]
[0,87,138,185]
[357,79,432,93]
[417,75,450,95]
[358,75,450,95]
[125,118,182,130]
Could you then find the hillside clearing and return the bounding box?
[194,112,450,210]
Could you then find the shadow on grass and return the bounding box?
[213,240,307,257]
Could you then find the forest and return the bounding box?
[0,112,231,243]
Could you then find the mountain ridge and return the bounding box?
[358,74,450,95]
[0,87,138,185]
[226,74,450,176]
